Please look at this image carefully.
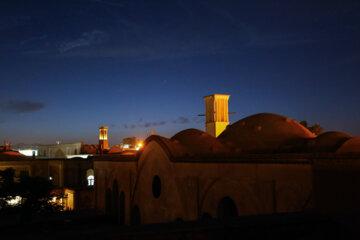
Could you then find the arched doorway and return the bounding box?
[86,169,95,186]
[217,197,238,219]
[112,180,119,221]
[119,192,125,225]
[131,205,141,225]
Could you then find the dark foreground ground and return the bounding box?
[0,211,357,240]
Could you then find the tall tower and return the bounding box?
[203,94,230,137]
[99,126,109,151]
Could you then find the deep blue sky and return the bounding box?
[1,0,360,146]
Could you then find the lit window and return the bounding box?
[87,175,94,186]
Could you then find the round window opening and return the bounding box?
[152,175,161,198]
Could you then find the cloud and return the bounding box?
[4,100,45,113]
[143,121,167,128]
[173,116,190,124]
[59,30,108,52]
[122,116,193,129]
[123,120,167,129]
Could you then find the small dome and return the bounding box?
[336,136,360,153]
[108,146,122,153]
[0,151,25,156]
[309,131,351,152]
[171,128,230,156]
[218,113,315,153]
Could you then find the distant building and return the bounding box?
[0,154,94,210]
[37,142,98,159]
[99,126,109,152]
[0,142,25,157]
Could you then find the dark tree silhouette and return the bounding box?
[299,120,308,128]
[308,124,324,136]
[0,168,62,215]
[300,121,323,136]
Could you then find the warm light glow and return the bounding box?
[7,196,22,206]
[66,154,92,159]
[87,175,95,186]
[135,142,143,151]
[18,149,38,156]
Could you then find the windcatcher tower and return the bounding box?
[203,94,230,137]
[99,126,109,151]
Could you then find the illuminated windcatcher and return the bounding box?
[99,126,109,150]
[203,94,230,137]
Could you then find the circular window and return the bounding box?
[152,175,161,198]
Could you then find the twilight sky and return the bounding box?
[1,0,360,146]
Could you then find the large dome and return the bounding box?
[218,113,315,153]
[308,131,351,152]
[171,129,230,156]
[336,136,360,153]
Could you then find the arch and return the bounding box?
[131,205,141,225]
[113,180,119,220]
[217,197,238,219]
[105,188,111,216]
[200,179,262,217]
[119,192,125,225]
[132,140,185,224]
[86,169,95,186]
[152,175,161,199]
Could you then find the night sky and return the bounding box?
[1,0,360,146]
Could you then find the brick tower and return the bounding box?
[203,94,230,137]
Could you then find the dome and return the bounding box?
[218,113,315,153]
[0,151,24,156]
[171,128,230,156]
[309,131,351,152]
[336,136,360,153]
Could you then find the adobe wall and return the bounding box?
[132,142,313,224]
[312,155,360,216]
[94,159,136,225]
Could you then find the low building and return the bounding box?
[37,142,98,159]
[93,94,360,230]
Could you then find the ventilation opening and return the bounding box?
[152,175,161,198]
[217,197,238,219]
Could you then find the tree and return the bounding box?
[0,168,62,215]
[300,120,324,136]
[308,124,324,136]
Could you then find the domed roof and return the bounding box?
[336,136,360,153]
[0,151,25,156]
[171,129,230,156]
[309,131,351,152]
[218,113,315,153]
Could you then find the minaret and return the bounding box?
[99,126,109,151]
[203,94,230,137]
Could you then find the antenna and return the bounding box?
[197,112,236,116]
